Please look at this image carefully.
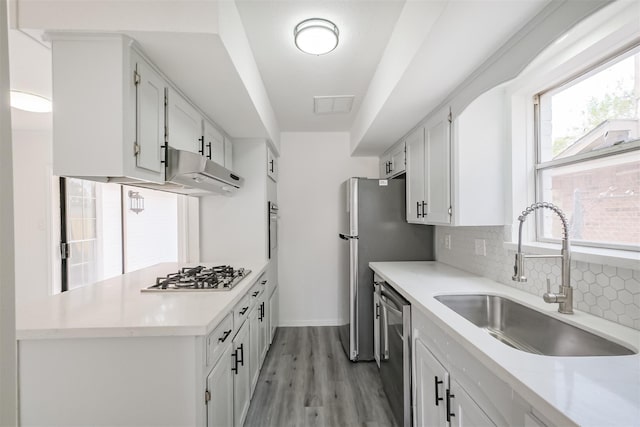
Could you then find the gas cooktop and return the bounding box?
[141,265,251,292]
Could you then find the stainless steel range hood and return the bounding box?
[109,148,244,196]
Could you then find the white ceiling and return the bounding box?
[9,0,560,154]
[235,0,405,132]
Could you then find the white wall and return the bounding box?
[0,0,18,421]
[278,132,378,326]
[200,139,268,264]
[12,130,55,303]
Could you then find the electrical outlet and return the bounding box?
[474,239,486,256]
[444,234,452,250]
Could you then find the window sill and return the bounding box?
[503,241,640,270]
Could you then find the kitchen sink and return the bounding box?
[434,294,636,357]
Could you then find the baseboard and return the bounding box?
[277,319,344,327]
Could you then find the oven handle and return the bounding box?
[380,291,404,315]
[380,296,403,318]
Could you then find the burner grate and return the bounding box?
[143,266,250,292]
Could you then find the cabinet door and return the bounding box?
[206,344,234,427]
[134,56,165,175]
[379,153,391,178]
[269,286,278,344]
[424,111,451,224]
[233,320,251,427]
[248,306,261,396]
[406,127,425,223]
[204,120,225,165]
[449,379,496,427]
[390,142,406,176]
[373,291,381,368]
[267,148,278,182]
[167,88,202,154]
[414,338,448,427]
[259,300,269,364]
[224,138,233,170]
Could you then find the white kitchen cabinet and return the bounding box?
[206,344,234,427]
[267,147,278,182]
[268,285,279,344]
[167,87,203,155]
[258,298,269,364]
[204,120,226,165]
[405,87,506,226]
[50,34,166,184]
[406,127,426,223]
[450,86,506,226]
[414,336,495,427]
[379,141,406,178]
[249,302,261,395]
[449,379,496,427]
[406,108,452,225]
[414,338,448,426]
[232,320,250,427]
[133,54,166,175]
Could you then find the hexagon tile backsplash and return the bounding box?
[435,226,640,330]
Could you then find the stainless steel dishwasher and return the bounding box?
[379,281,411,427]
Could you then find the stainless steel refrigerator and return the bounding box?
[338,177,435,361]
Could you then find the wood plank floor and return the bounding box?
[244,327,398,427]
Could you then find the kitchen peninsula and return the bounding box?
[17,261,269,426]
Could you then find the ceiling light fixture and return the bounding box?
[294,18,339,55]
[10,90,52,113]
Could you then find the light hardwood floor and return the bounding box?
[244,327,398,427]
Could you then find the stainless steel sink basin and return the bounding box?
[434,294,636,357]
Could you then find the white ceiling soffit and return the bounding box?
[235,0,405,132]
[350,0,552,156]
[12,0,280,146]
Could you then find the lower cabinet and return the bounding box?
[232,320,251,427]
[268,286,279,344]
[206,344,234,427]
[258,299,268,364]
[249,299,263,395]
[449,379,495,427]
[414,337,495,426]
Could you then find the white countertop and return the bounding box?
[17,261,268,340]
[370,261,640,427]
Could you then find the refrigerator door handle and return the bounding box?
[339,233,359,240]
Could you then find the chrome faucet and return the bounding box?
[512,202,573,314]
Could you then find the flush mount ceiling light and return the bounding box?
[294,18,339,55]
[10,90,52,113]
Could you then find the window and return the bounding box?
[60,178,180,291]
[535,45,640,252]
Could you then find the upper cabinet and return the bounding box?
[451,87,505,226]
[267,147,278,182]
[406,108,452,225]
[405,86,506,226]
[380,141,406,179]
[203,120,225,166]
[50,33,235,189]
[379,141,406,179]
[166,87,203,155]
[51,34,166,184]
[133,52,166,177]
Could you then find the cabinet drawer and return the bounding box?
[249,282,264,307]
[206,313,233,367]
[234,293,251,330]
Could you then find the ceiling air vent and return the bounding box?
[313,95,355,114]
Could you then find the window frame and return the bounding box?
[532,42,640,252]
